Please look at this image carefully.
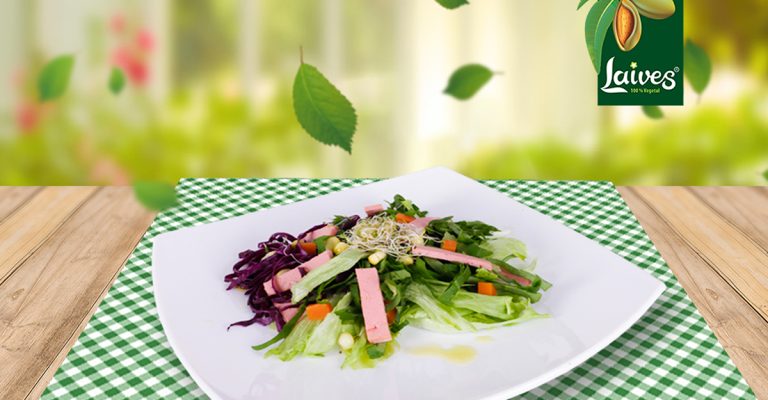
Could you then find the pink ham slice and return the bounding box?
[498,269,532,286]
[273,301,299,322]
[411,245,493,270]
[303,224,338,241]
[355,268,392,344]
[412,246,532,286]
[263,250,333,295]
[364,204,384,216]
[408,217,436,229]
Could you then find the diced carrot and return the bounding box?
[441,239,458,252]
[306,303,333,321]
[299,241,317,255]
[395,213,415,223]
[386,308,397,324]
[477,282,497,296]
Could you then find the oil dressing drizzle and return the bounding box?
[407,345,476,363]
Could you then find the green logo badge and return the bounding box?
[585,0,683,106]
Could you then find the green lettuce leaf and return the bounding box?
[451,290,528,320]
[304,312,342,356]
[265,317,319,361]
[481,236,527,261]
[404,283,475,331]
[291,248,368,302]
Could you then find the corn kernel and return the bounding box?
[333,242,350,255]
[325,236,341,253]
[398,255,414,265]
[368,251,387,265]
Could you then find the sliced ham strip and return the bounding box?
[274,301,299,322]
[411,245,493,270]
[263,250,333,295]
[498,269,532,286]
[301,250,333,271]
[408,217,436,229]
[263,268,302,296]
[364,204,384,216]
[355,268,392,344]
[303,224,339,241]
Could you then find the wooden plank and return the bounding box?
[629,186,768,322]
[619,187,768,398]
[0,187,41,222]
[0,188,155,400]
[0,187,98,285]
[689,187,768,251]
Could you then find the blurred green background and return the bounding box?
[0,0,766,185]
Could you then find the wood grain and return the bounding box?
[0,187,40,222]
[689,187,768,251]
[629,187,768,323]
[0,187,98,285]
[0,188,154,400]
[619,187,768,399]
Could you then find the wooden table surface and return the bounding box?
[0,186,766,399]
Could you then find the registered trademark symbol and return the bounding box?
[674,67,680,73]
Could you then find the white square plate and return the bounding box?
[152,167,664,400]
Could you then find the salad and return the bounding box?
[225,195,550,368]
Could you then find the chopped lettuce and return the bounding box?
[304,313,342,355]
[265,317,319,361]
[481,236,527,261]
[405,283,475,331]
[340,326,396,369]
[451,290,528,320]
[291,248,368,303]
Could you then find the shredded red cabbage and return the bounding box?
[225,217,361,331]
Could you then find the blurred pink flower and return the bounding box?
[136,29,154,52]
[15,102,40,133]
[124,60,149,85]
[111,46,149,86]
[110,13,125,34]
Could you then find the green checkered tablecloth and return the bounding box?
[43,178,755,399]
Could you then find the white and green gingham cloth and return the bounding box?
[43,178,755,399]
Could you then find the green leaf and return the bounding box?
[133,181,179,211]
[762,169,768,181]
[684,39,712,95]
[38,55,75,102]
[435,0,469,9]
[577,0,592,10]
[585,0,619,74]
[642,105,664,119]
[108,67,126,95]
[293,63,357,153]
[443,64,494,100]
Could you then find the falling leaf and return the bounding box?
[684,40,712,96]
[109,67,126,95]
[435,0,469,9]
[585,0,619,74]
[293,62,357,153]
[443,64,494,100]
[642,105,664,119]
[38,55,75,102]
[133,181,179,211]
[577,0,592,10]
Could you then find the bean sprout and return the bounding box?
[345,214,425,257]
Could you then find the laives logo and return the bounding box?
[590,0,683,106]
[601,57,680,94]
